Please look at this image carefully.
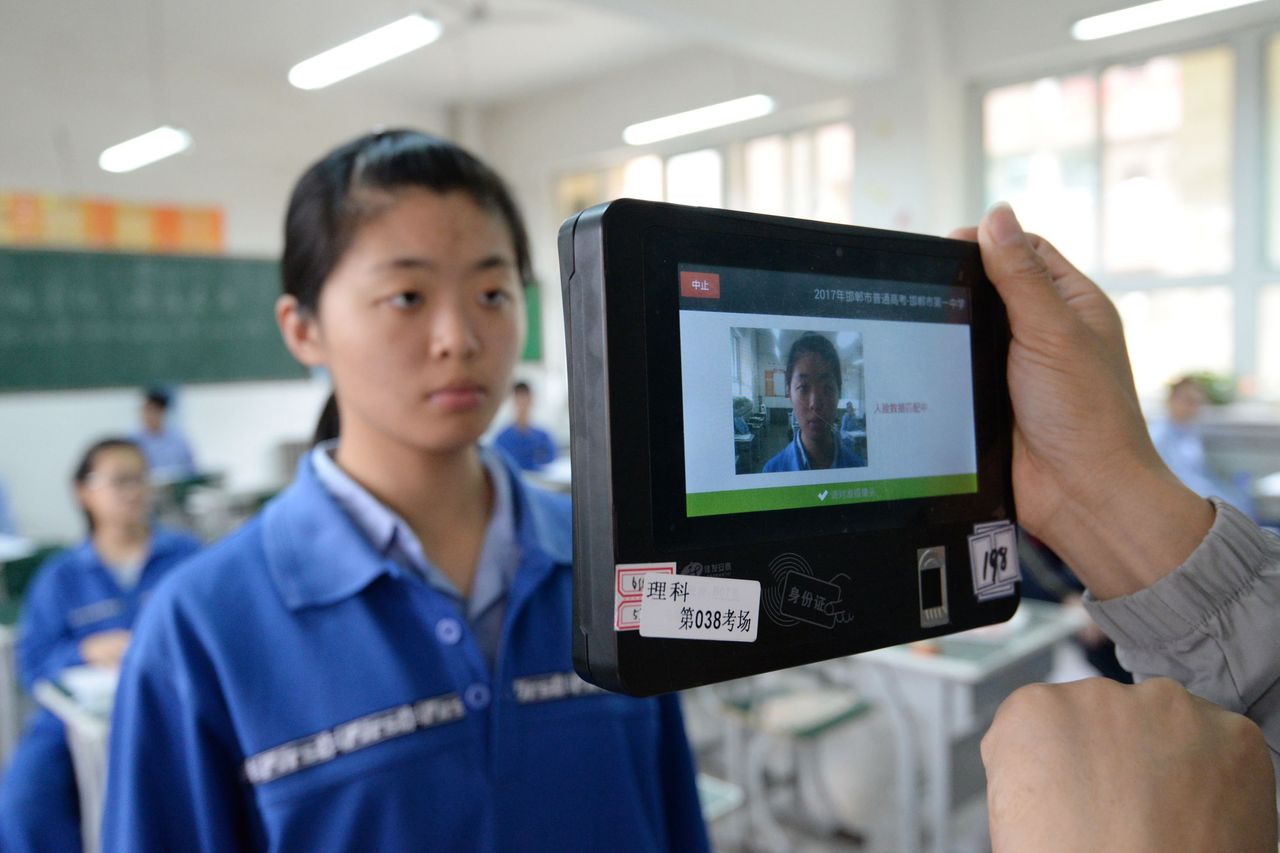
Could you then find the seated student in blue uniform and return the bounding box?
[763,333,867,472]
[493,380,558,471]
[1148,375,1252,513]
[131,388,197,480]
[0,438,199,853]
[103,130,709,853]
[839,401,859,433]
[0,475,16,536]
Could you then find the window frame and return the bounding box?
[553,118,856,227]
[970,25,1278,399]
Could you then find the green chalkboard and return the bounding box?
[522,281,541,362]
[0,249,545,393]
[0,248,305,391]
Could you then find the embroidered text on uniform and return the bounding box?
[512,671,606,704]
[243,693,465,784]
[67,598,124,629]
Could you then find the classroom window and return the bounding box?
[984,74,1099,272]
[744,135,788,216]
[981,41,1255,399]
[1101,49,1233,276]
[555,122,854,223]
[1269,33,1280,269]
[621,155,664,201]
[555,155,664,220]
[741,123,854,223]
[731,328,747,397]
[665,149,723,207]
[812,123,855,223]
[1260,286,1280,400]
[984,47,1233,277]
[1114,286,1233,398]
[555,171,606,222]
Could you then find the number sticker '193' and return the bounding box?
[968,522,1019,601]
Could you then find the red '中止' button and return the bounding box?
[680,271,720,299]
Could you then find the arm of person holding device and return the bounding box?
[955,203,1278,851]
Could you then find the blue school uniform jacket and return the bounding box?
[17,528,201,692]
[762,431,866,473]
[0,529,200,853]
[102,456,709,853]
[493,424,558,471]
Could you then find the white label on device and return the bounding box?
[968,521,1020,600]
[638,575,760,642]
[614,562,676,631]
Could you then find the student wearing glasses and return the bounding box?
[0,438,200,852]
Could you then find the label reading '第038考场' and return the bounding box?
[638,575,760,642]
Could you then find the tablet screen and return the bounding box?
[677,263,977,518]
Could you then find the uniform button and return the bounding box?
[435,617,463,646]
[464,683,491,711]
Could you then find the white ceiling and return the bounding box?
[0,0,681,189]
[2,0,682,109]
[0,0,914,196]
[5,0,1276,213]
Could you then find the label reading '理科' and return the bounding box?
[638,575,760,642]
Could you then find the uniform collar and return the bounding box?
[792,430,812,469]
[310,441,522,614]
[792,426,845,471]
[309,441,411,570]
[69,538,101,569]
[70,528,183,568]
[262,450,571,612]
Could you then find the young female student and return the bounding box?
[763,333,866,472]
[102,131,709,852]
[0,438,200,852]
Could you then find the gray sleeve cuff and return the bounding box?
[1082,499,1279,649]
[1082,500,1280,797]
[1081,497,1280,740]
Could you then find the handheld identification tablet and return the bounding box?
[558,199,1017,696]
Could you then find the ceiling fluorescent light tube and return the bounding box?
[98,126,193,173]
[1071,0,1265,40]
[623,95,776,146]
[289,14,442,90]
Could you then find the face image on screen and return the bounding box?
[730,328,867,475]
[678,263,979,518]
